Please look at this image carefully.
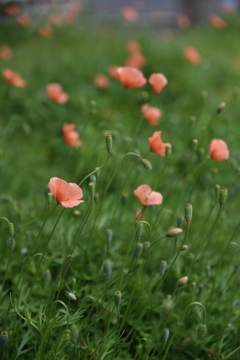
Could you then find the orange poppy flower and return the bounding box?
[2,68,26,88]
[126,40,141,53]
[134,184,163,205]
[177,15,191,28]
[62,123,82,148]
[184,47,201,64]
[121,7,138,22]
[94,74,109,89]
[125,52,146,69]
[117,67,146,88]
[141,104,161,127]
[209,15,227,29]
[39,25,53,39]
[46,83,69,104]
[221,4,235,15]
[108,66,119,80]
[17,14,31,27]
[149,73,168,94]
[148,131,171,156]
[0,46,13,61]
[209,139,229,160]
[48,14,64,26]
[48,177,84,208]
[4,4,19,16]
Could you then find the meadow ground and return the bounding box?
[0,11,240,360]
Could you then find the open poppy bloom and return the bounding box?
[0,46,13,60]
[48,177,84,208]
[121,7,138,23]
[209,15,227,29]
[2,68,26,88]
[62,123,82,148]
[94,74,109,89]
[46,83,69,104]
[149,73,168,94]
[184,47,201,64]
[141,104,161,127]
[209,139,229,160]
[39,25,53,39]
[17,14,31,27]
[117,67,147,88]
[148,131,172,156]
[134,184,163,206]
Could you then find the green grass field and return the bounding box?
[1,11,240,360]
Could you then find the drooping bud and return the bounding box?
[103,259,112,281]
[48,192,53,206]
[7,238,15,251]
[178,276,188,288]
[216,102,226,114]
[94,193,99,204]
[106,229,112,245]
[106,133,112,154]
[142,241,150,256]
[89,175,96,186]
[43,269,51,283]
[66,291,77,301]
[135,221,143,240]
[0,331,8,349]
[164,328,169,343]
[88,182,95,199]
[114,291,121,307]
[8,222,14,238]
[160,260,167,277]
[177,215,184,228]
[215,184,220,203]
[185,204,192,225]
[141,159,152,170]
[135,242,143,258]
[196,324,207,340]
[205,264,211,277]
[165,144,171,157]
[219,188,227,207]
[166,228,183,238]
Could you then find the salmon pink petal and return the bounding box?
[148,131,172,157]
[48,177,84,208]
[209,139,229,161]
[143,106,161,127]
[184,47,201,65]
[117,67,146,88]
[147,191,163,205]
[134,184,163,206]
[149,73,168,94]
[94,74,109,89]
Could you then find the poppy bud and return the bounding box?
[135,221,143,240]
[66,291,77,301]
[88,182,95,199]
[106,133,112,154]
[215,184,220,202]
[70,325,79,342]
[103,259,111,281]
[219,188,227,207]
[178,276,188,287]
[8,222,14,238]
[7,238,15,250]
[160,260,167,277]
[72,278,76,289]
[94,193,99,204]
[95,167,100,180]
[114,291,121,307]
[185,204,192,225]
[205,264,211,277]
[177,214,184,228]
[166,228,183,238]
[217,102,226,114]
[181,244,188,251]
[165,144,171,157]
[106,229,112,245]
[141,158,152,170]
[48,192,53,206]
[63,330,71,346]
[89,175,96,186]
[135,242,143,258]
[198,283,204,294]
[196,324,207,340]
[0,331,8,349]
[161,296,174,320]
[164,328,169,343]
[43,269,51,283]
[192,139,198,151]
[142,241,150,256]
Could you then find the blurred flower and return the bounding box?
[209,15,227,28]
[39,25,53,39]
[141,104,161,126]
[209,139,229,160]
[62,123,82,148]
[149,73,168,94]
[180,337,192,346]
[17,14,31,27]
[126,40,141,53]
[117,67,146,88]
[121,7,138,22]
[2,68,26,88]
[221,4,235,15]
[184,46,201,64]
[0,46,13,60]
[108,66,119,80]
[177,15,191,28]
[125,52,146,68]
[4,4,20,16]
[46,83,69,104]
[48,14,64,26]
[67,2,82,14]
[94,74,109,89]
[148,131,171,156]
[136,208,144,220]
[134,184,163,206]
[208,348,216,357]
[48,177,84,208]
